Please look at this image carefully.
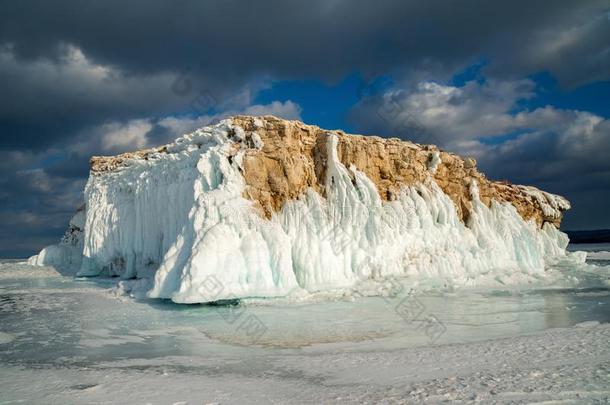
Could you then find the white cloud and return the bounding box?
[101,119,153,150]
[151,83,302,143]
[71,100,303,154]
[242,100,302,120]
[153,100,301,147]
[355,79,608,157]
[351,78,610,228]
[359,79,536,146]
[156,115,215,140]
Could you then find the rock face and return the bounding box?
[34,115,580,303]
[232,116,569,227]
[93,115,568,227]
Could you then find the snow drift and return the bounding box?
[30,116,585,303]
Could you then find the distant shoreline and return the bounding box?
[565,229,610,244]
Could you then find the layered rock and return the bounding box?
[91,115,568,228]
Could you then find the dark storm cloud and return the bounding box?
[0,150,85,257]
[476,122,610,230]
[2,1,608,81]
[0,44,183,150]
[1,0,608,150]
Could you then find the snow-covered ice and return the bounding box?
[1,258,609,404]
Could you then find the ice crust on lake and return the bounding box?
[586,251,610,260]
[30,119,586,303]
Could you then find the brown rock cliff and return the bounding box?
[91,115,568,228]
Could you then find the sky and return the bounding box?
[0,1,609,257]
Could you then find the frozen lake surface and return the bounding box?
[1,246,610,403]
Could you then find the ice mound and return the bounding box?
[30,116,585,303]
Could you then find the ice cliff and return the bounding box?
[30,116,584,303]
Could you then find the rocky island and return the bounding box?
[30,116,582,303]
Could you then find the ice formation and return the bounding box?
[28,206,84,271]
[30,116,585,303]
[517,185,571,223]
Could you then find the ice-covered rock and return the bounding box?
[32,116,583,303]
[28,205,85,273]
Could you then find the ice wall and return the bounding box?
[30,119,583,303]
